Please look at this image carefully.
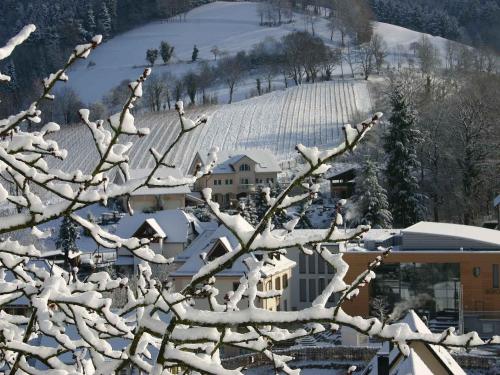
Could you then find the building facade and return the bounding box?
[189,149,281,208]
[115,167,190,213]
[342,222,500,337]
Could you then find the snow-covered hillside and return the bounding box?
[52,80,370,173]
[67,1,294,103]
[67,1,448,103]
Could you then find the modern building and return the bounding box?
[341,222,500,337]
[115,167,190,213]
[171,222,295,312]
[363,310,466,375]
[188,149,281,208]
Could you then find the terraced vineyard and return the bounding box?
[52,80,371,174]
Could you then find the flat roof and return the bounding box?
[403,221,500,247]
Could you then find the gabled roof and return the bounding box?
[115,210,197,244]
[403,221,500,248]
[364,310,466,375]
[391,349,433,375]
[133,218,166,239]
[116,167,190,195]
[195,149,281,174]
[172,222,295,278]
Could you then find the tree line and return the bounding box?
[0,0,213,117]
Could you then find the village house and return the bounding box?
[171,223,295,312]
[188,149,282,208]
[114,209,203,274]
[114,167,191,213]
[326,167,357,200]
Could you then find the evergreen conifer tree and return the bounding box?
[383,84,426,227]
[84,5,97,37]
[97,3,112,38]
[351,160,392,228]
[56,215,79,266]
[192,45,199,62]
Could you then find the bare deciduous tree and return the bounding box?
[0,24,497,375]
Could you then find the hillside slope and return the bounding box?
[52,80,370,173]
[66,1,448,103]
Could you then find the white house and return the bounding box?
[171,223,295,312]
[115,209,203,274]
[115,167,191,213]
[188,149,282,208]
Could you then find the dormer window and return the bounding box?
[239,164,250,171]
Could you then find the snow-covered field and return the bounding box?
[66,1,449,103]
[51,79,371,173]
[67,1,294,103]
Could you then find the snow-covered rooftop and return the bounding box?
[403,221,500,248]
[115,209,198,244]
[197,149,282,174]
[172,223,295,278]
[117,167,190,196]
[364,310,466,375]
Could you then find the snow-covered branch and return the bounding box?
[0,26,497,375]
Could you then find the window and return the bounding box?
[300,279,307,302]
[266,281,272,290]
[275,277,281,290]
[482,322,494,334]
[308,279,316,302]
[282,274,288,289]
[299,252,306,274]
[239,164,250,171]
[493,264,499,289]
[240,178,249,185]
[266,178,274,184]
[308,253,316,273]
[327,262,334,274]
[318,256,325,273]
[473,267,480,277]
[225,179,233,185]
[284,300,288,311]
[318,278,325,293]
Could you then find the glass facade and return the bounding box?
[371,263,460,319]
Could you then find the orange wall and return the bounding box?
[342,251,500,317]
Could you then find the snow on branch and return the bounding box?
[0,25,36,81]
[0,26,496,375]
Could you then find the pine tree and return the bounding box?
[56,215,79,266]
[351,160,392,228]
[191,45,199,62]
[84,4,96,37]
[97,3,112,39]
[384,84,426,227]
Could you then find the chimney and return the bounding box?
[377,354,389,375]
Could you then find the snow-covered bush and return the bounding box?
[0,26,498,375]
